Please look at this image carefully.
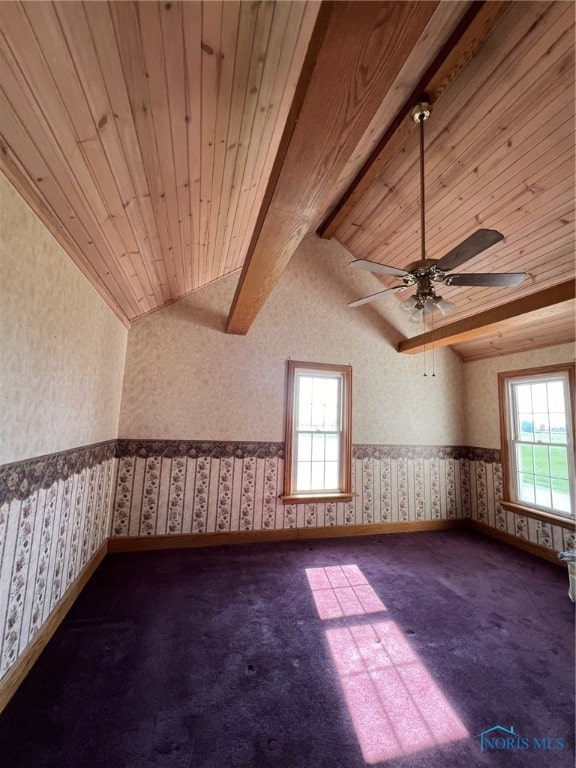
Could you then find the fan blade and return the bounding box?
[436,229,504,271]
[445,272,527,287]
[348,259,409,278]
[348,286,405,308]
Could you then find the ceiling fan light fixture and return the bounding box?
[408,305,424,324]
[400,295,419,313]
[434,297,456,317]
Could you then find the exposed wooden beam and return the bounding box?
[397,281,576,354]
[225,1,334,335]
[318,0,512,240]
[450,300,576,361]
[226,1,441,335]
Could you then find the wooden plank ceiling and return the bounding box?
[0,0,321,322]
[0,1,574,361]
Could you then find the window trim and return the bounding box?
[498,362,576,524]
[281,360,353,504]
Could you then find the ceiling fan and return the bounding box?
[348,102,527,323]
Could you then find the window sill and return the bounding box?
[499,500,575,530]
[279,492,355,505]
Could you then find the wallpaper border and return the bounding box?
[353,445,501,462]
[0,441,116,506]
[115,439,285,460]
[116,439,501,463]
[0,440,502,506]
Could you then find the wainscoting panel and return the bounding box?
[0,445,116,682]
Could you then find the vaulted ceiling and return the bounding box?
[1,1,574,360]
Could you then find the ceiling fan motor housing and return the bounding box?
[402,259,447,290]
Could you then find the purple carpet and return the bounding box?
[0,530,574,767]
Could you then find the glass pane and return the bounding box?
[533,414,550,443]
[534,475,551,508]
[552,476,570,495]
[311,401,325,430]
[298,400,312,430]
[547,380,564,405]
[533,445,550,476]
[325,434,339,461]
[312,433,325,461]
[550,446,569,479]
[516,444,533,475]
[518,473,535,504]
[515,383,532,413]
[305,377,339,430]
[316,375,337,401]
[321,378,339,429]
[296,462,311,492]
[297,376,312,429]
[518,414,534,442]
[311,462,325,489]
[552,484,572,514]
[299,376,312,406]
[531,382,548,412]
[324,462,339,490]
[298,433,312,463]
[550,413,567,444]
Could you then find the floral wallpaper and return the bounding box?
[111,442,471,535]
[0,453,116,682]
[110,440,574,556]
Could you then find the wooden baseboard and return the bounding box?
[467,520,564,566]
[107,519,466,552]
[0,540,108,714]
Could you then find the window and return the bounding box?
[498,364,575,520]
[282,361,352,503]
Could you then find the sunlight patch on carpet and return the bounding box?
[307,565,468,763]
[305,565,386,619]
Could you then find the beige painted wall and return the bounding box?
[120,236,466,445]
[0,174,128,464]
[464,342,576,449]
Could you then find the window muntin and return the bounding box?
[295,373,342,492]
[500,365,575,519]
[283,361,352,501]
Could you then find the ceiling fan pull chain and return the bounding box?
[430,311,436,377]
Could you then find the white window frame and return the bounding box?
[281,361,352,504]
[498,363,575,524]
